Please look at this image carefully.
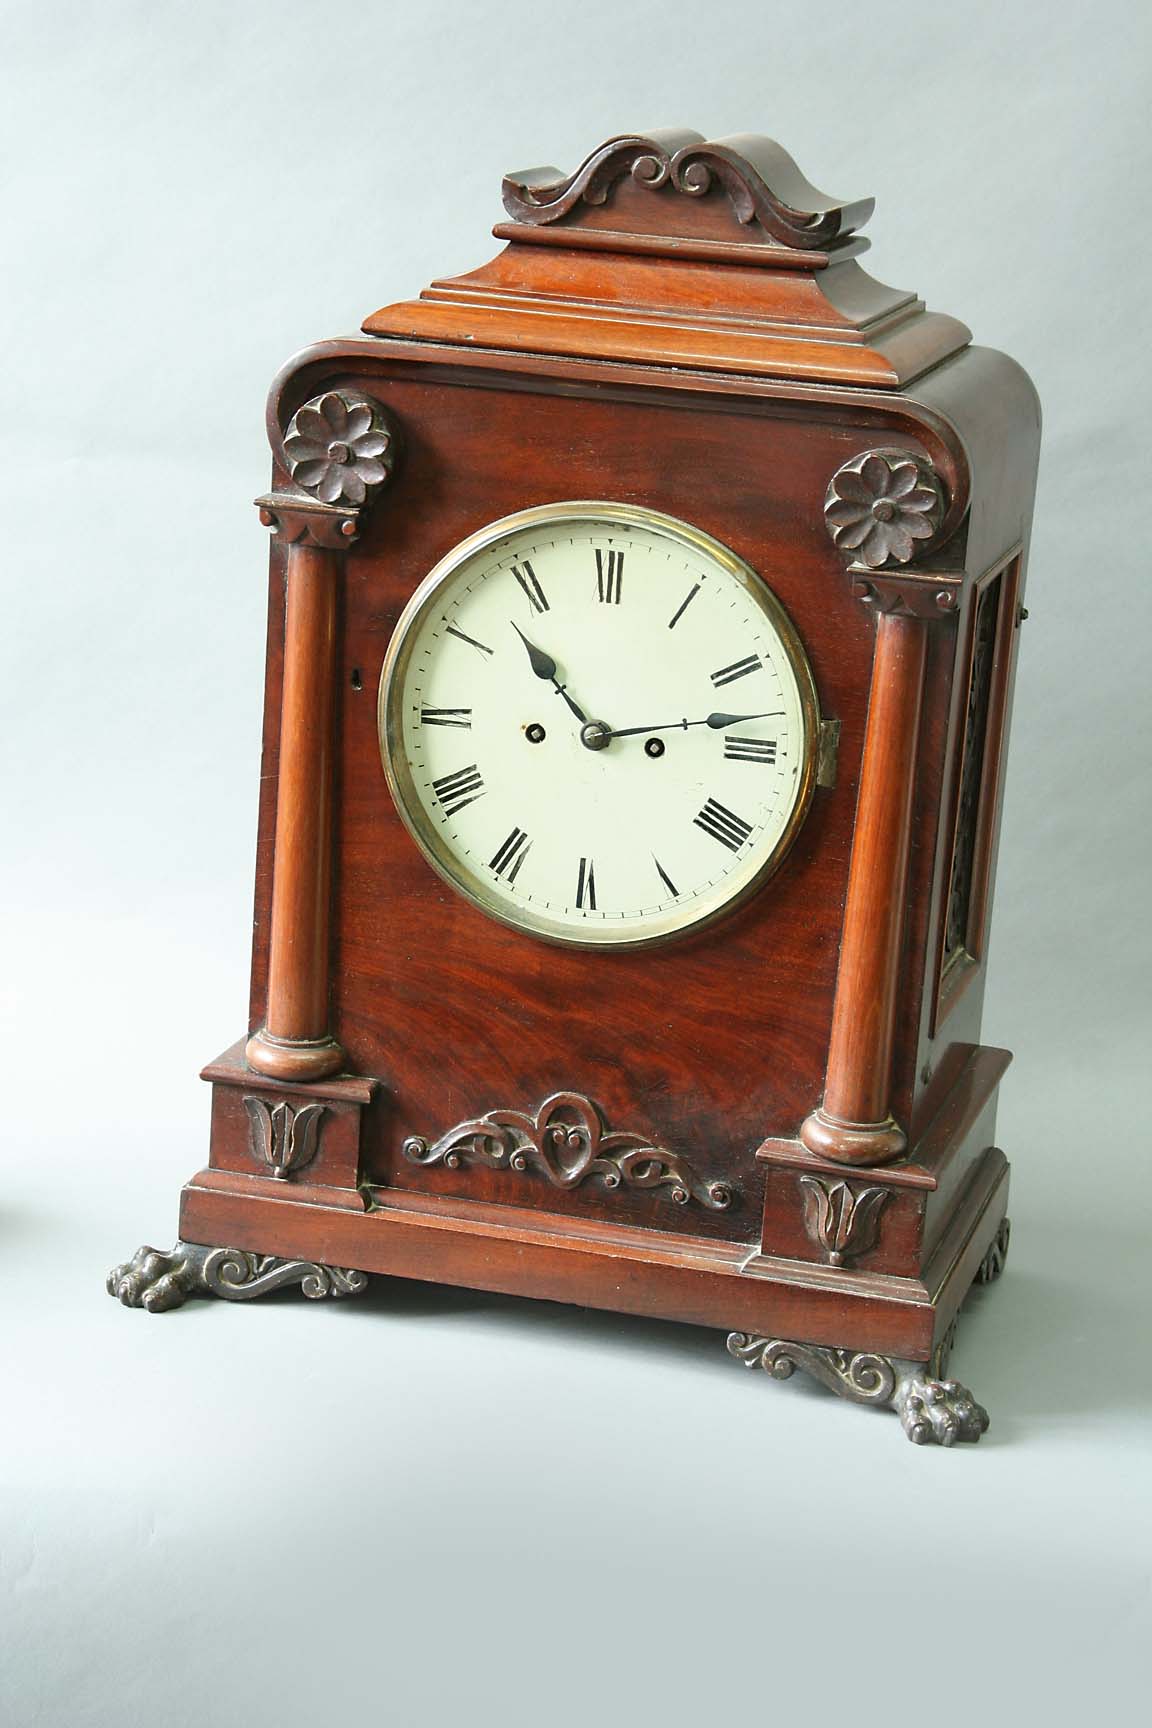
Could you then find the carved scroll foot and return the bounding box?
[726,1334,989,1447]
[975,1216,1011,1284]
[106,1242,368,1312]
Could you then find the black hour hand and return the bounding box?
[512,622,558,682]
[511,623,589,725]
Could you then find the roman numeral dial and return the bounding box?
[381,504,818,948]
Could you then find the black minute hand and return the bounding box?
[511,623,589,725]
[605,710,785,740]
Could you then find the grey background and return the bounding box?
[3,1,1149,1723]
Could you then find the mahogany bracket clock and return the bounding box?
[109,130,1040,1446]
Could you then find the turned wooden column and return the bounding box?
[245,390,396,1083]
[801,447,951,1167]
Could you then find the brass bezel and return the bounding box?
[378,501,821,950]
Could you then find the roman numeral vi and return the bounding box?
[576,856,597,910]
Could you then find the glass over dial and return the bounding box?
[379,503,819,947]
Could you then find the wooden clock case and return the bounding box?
[109,131,1040,1446]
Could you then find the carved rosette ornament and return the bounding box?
[404,1091,733,1211]
[726,1334,990,1447]
[243,1096,326,1180]
[799,1175,888,1266]
[825,449,944,569]
[283,391,396,506]
[107,1243,368,1312]
[255,389,400,552]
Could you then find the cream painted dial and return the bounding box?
[379,503,819,948]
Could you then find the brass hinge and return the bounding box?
[816,718,842,788]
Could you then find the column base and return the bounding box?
[244,1027,346,1082]
[799,1106,907,1166]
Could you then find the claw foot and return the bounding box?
[107,1241,369,1310]
[107,1243,209,1311]
[893,1368,990,1446]
[726,1333,990,1446]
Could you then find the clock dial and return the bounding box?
[379,503,819,947]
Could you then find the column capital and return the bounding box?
[257,388,401,546]
[256,493,360,549]
[829,449,953,584]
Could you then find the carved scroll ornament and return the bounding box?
[107,1243,368,1312]
[502,131,873,249]
[243,1095,326,1180]
[799,1175,888,1267]
[726,1334,990,1447]
[404,1091,733,1211]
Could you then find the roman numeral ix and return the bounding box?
[576,856,597,911]
[490,827,532,883]
[431,764,485,817]
[420,706,472,728]
[595,549,624,604]
[512,561,549,614]
[723,735,777,763]
[695,797,753,853]
[711,654,762,688]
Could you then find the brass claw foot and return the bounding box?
[726,1334,989,1447]
[893,1368,989,1445]
[107,1241,368,1311]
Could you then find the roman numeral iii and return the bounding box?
[512,561,549,613]
[420,706,472,728]
[723,735,777,763]
[694,797,753,852]
[490,827,531,883]
[711,653,762,688]
[595,549,624,604]
[576,856,597,911]
[431,764,485,817]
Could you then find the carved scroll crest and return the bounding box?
[502,131,873,249]
[243,1095,326,1180]
[799,1174,889,1267]
[403,1091,733,1211]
